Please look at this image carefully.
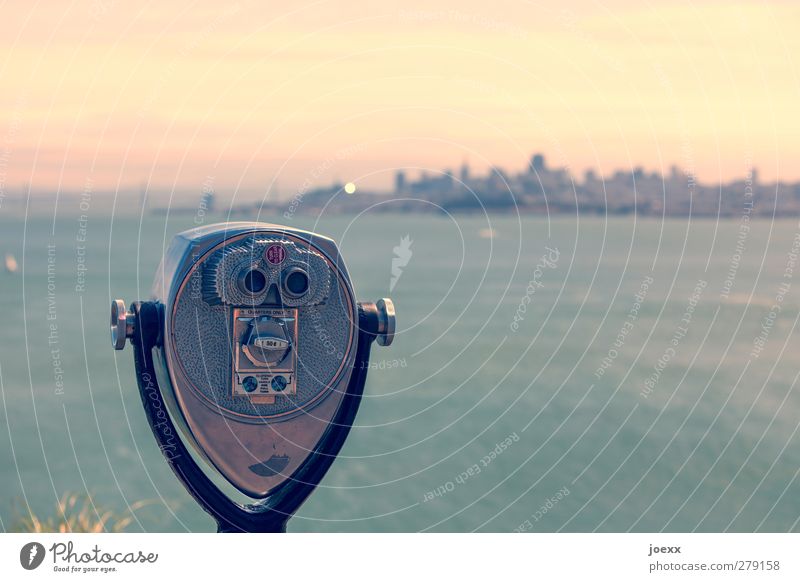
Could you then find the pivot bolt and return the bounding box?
[375,298,396,347]
[111,299,135,350]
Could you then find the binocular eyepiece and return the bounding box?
[111,222,395,532]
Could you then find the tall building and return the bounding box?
[395,170,406,192]
[200,189,215,214]
[460,161,470,183]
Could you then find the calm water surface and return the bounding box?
[1,209,798,531]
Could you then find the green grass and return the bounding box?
[12,493,154,533]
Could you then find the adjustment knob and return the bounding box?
[375,298,396,347]
[110,299,135,350]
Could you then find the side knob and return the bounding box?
[111,299,135,350]
[375,298,395,347]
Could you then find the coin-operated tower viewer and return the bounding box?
[112,222,395,532]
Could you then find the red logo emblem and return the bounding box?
[265,244,286,265]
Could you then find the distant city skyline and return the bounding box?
[0,148,789,212]
[237,150,798,218]
[1,1,798,197]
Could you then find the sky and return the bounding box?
[0,0,798,202]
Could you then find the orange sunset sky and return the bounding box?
[0,1,798,201]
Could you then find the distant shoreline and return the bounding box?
[3,209,799,223]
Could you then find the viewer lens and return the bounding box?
[284,269,309,297]
[242,269,267,294]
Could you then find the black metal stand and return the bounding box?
[130,300,376,533]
